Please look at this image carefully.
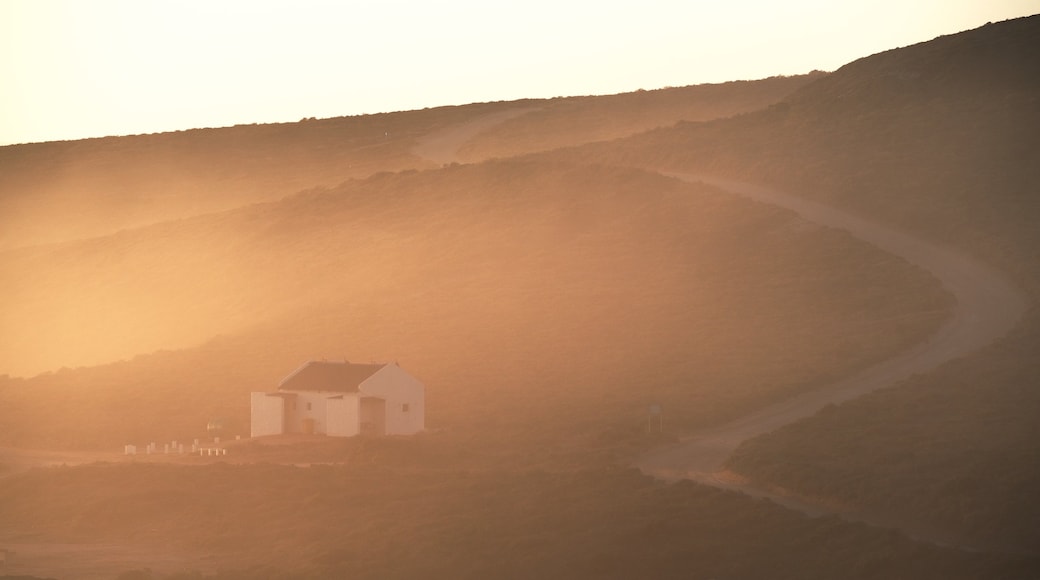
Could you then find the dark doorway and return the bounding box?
[359,397,386,436]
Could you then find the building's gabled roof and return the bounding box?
[278,361,385,393]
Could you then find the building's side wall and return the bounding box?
[250,392,285,437]
[359,364,425,435]
[284,390,338,434]
[326,393,361,437]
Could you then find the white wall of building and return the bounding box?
[252,362,425,439]
[287,390,339,434]
[326,393,361,437]
[250,392,285,437]
[359,363,425,435]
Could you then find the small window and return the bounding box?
[402,403,410,412]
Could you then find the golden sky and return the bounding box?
[2,0,1037,145]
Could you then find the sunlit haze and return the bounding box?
[1,3,1039,577]
[2,0,1036,145]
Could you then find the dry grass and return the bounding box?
[1,461,1034,579]
[0,161,950,455]
[570,15,1040,553]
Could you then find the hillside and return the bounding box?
[455,74,823,161]
[0,75,816,251]
[0,160,949,453]
[727,314,1040,553]
[569,16,1040,286]
[0,107,443,249]
[1,16,1036,579]
[557,15,1040,552]
[2,462,1035,580]
[0,134,963,577]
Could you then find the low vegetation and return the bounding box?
[0,75,814,251]
[0,161,949,455]
[1,15,1036,579]
[727,311,1040,554]
[456,74,821,161]
[567,17,1040,290]
[554,14,1040,554]
[2,461,1036,579]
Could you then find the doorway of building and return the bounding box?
[359,397,386,436]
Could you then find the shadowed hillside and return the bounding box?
[1,15,1036,580]
[455,74,822,161]
[0,161,948,453]
[559,14,1040,553]
[2,462,1035,580]
[574,16,1040,285]
[0,75,815,251]
[0,108,445,249]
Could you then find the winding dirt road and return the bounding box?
[415,112,1031,548]
[637,174,1028,477]
[634,174,1029,549]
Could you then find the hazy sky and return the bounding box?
[2,0,1037,146]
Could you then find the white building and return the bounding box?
[250,360,424,438]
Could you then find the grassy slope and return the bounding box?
[0,145,969,577]
[0,160,948,455]
[0,38,1009,578]
[564,15,1040,552]
[0,75,815,252]
[456,74,822,161]
[728,314,1040,553]
[1,462,1035,580]
[580,16,1040,286]
[0,107,446,249]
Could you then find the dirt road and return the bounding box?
[634,174,1029,547]
[638,174,1028,476]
